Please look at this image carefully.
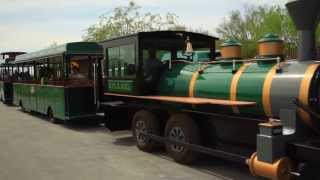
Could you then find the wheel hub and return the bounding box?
[135,120,147,145]
[169,127,186,153]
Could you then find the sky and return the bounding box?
[0,0,286,53]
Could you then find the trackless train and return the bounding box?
[1,0,319,179]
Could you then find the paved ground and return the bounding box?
[0,103,259,180]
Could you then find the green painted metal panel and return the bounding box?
[108,80,134,94]
[158,62,243,99]
[37,85,65,119]
[158,63,198,96]
[13,83,95,120]
[258,33,282,43]
[156,61,276,116]
[66,42,103,54]
[236,62,275,115]
[195,63,242,99]
[13,83,65,119]
[13,84,19,106]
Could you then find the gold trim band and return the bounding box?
[189,65,208,97]
[262,64,278,117]
[230,63,250,114]
[298,63,320,128]
[189,71,200,97]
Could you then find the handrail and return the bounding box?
[172,57,283,64]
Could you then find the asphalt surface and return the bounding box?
[0,103,260,180]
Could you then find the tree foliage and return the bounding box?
[83,1,185,41]
[216,5,300,58]
[217,4,320,58]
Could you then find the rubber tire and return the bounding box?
[132,110,160,152]
[48,108,58,124]
[165,113,200,164]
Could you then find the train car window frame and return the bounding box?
[106,44,136,79]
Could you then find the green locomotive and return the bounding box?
[101,0,320,179]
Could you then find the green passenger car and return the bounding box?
[13,42,103,122]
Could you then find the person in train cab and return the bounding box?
[143,48,167,94]
[70,61,86,80]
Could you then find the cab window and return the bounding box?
[107,44,135,78]
[142,49,171,63]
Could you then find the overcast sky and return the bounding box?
[0,0,286,53]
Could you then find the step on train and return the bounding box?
[1,0,320,179]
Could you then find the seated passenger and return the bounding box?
[70,61,86,80]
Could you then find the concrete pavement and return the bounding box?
[0,103,259,180]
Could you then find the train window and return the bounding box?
[120,44,135,77]
[108,47,119,77]
[48,56,63,81]
[107,44,135,78]
[176,49,210,62]
[157,50,171,62]
[143,49,171,63]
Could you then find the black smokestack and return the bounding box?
[286,0,320,61]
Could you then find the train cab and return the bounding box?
[100,31,218,97]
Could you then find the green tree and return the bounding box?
[83,1,185,41]
[216,5,299,58]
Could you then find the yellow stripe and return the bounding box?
[262,64,278,117]
[298,63,320,128]
[189,71,200,97]
[189,65,208,97]
[230,63,250,114]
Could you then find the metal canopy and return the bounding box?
[15,42,102,64]
[100,31,219,46]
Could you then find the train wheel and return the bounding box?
[47,108,58,124]
[132,110,160,152]
[165,113,200,164]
